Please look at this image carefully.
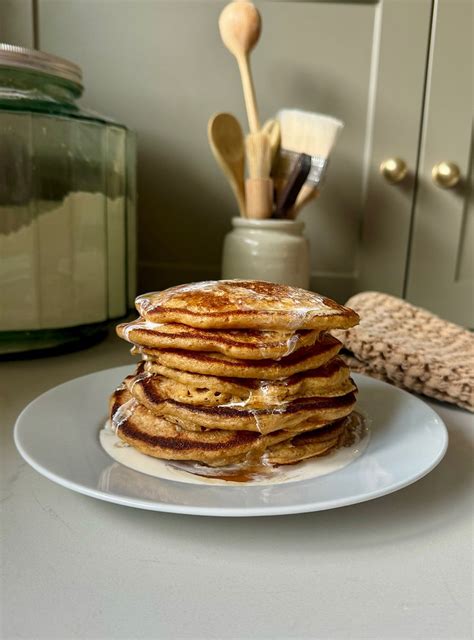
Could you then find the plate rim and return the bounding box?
[13,367,449,517]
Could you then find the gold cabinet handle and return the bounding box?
[432,161,461,189]
[380,158,408,184]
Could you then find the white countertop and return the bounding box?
[1,331,473,640]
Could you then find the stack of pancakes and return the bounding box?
[109,280,359,468]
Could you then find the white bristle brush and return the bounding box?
[275,110,344,217]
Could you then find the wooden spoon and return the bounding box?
[219,1,262,133]
[208,112,246,217]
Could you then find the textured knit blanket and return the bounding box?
[334,292,474,412]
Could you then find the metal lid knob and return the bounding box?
[380,158,408,184]
[432,162,461,189]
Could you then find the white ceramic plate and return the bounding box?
[14,367,448,517]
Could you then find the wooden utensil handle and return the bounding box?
[238,54,260,133]
[245,178,272,218]
[288,185,320,219]
[233,178,247,218]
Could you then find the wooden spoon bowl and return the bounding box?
[218,1,261,57]
[208,112,246,217]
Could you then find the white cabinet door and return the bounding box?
[405,0,473,327]
[356,0,432,299]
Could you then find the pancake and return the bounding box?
[137,333,342,379]
[136,357,356,406]
[135,280,359,331]
[266,420,346,465]
[117,318,319,360]
[110,388,261,466]
[109,280,361,476]
[109,388,345,466]
[124,373,357,435]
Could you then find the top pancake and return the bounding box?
[135,280,359,331]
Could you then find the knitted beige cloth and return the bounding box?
[334,292,474,412]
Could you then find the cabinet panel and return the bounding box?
[0,0,34,48]
[38,0,431,301]
[405,0,473,327]
[357,0,432,296]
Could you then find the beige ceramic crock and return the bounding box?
[221,218,310,288]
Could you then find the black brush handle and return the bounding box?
[274,153,312,219]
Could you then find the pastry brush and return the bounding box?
[274,153,311,219]
[275,110,344,217]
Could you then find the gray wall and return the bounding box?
[2,0,379,300]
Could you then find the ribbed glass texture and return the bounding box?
[0,67,136,354]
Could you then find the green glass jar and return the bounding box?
[0,44,136,356]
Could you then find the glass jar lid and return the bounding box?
[0,43,82,88]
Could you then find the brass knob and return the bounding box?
[380,158,408,184]
[432,161,461,189]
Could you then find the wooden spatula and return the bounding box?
[262,118,281,164]
[208,112,246,217]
